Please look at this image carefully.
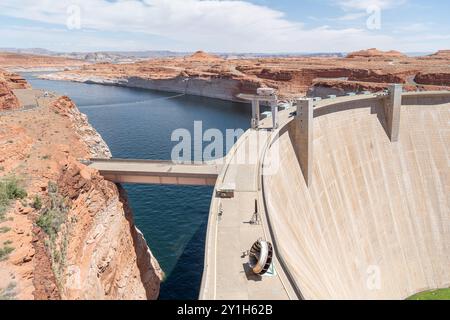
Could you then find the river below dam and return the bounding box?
[22,73,251,299]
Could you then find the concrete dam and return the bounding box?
[91,86,449,300]
[261,90,450,299]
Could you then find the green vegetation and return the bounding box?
[41,155,51,160]
[47,181,58,194]
[0,282,16,300]
[0,245,14,261]
[36,183,67,239]
[0,226,11,234]
[0,176,27,221]
[408,288,450,300]
[3,240,12,246]
[36,181,70,288]
[32,195,43,210]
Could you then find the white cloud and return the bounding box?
[336,0,407,11]
[396,23,430,33]
[337,12,368,21]
[0,0,446,53]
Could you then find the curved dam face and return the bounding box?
[263,97,450,299]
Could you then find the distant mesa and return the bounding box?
[346,48,406,59]
[186,50,221,61]
[429,50,450,58]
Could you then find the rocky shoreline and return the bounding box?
[7,67,82,73]
[39,72,253,103]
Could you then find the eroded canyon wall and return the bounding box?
[0,81,162,300]
[0,70,28,110]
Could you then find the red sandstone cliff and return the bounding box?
[0,80,19,110]
[414,72,450,86]
[185,50,222,62]
[0,70,28,110]
[428,50,450,59]
[346,48,406,59]
[0,85,162,299]
[0,52,86,71]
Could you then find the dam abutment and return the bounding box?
[292,98,314,187]
[384,84,402,142]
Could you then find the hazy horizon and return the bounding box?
[0,46,438,57]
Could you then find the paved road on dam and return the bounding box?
[200,108,298,300]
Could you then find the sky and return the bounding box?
[0,0,449,53]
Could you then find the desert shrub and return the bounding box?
[32,195,42,210]
[36,184,67,239]
[36,182,70,289]
[0,227,11,234]
[2,178,27,200]
[0,176,27,221]
[0,245,14,261]
[36,207,66,238]
[0,282,16,300]
[47,181,58,194]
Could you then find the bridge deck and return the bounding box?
[89,159,222,186]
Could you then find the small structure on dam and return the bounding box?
[238,88,279,130]
[248,239,274,276]
[290,84,402,187]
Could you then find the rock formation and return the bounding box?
[0,80,19,110]
[414,72,450,86]
[346,48,406,59]
[28,48,450,101]
[0,70,27,110]
[0,52,87,72]
[0,80,162,299]
[185,50,222,61]
[428,50,450,59]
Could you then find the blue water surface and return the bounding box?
[23,73,251,299]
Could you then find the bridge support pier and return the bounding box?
[384,84,402,142]
[294,98,314,187]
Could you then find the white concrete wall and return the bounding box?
[263,102,450,299]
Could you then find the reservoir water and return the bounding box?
[23,73,251,299]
